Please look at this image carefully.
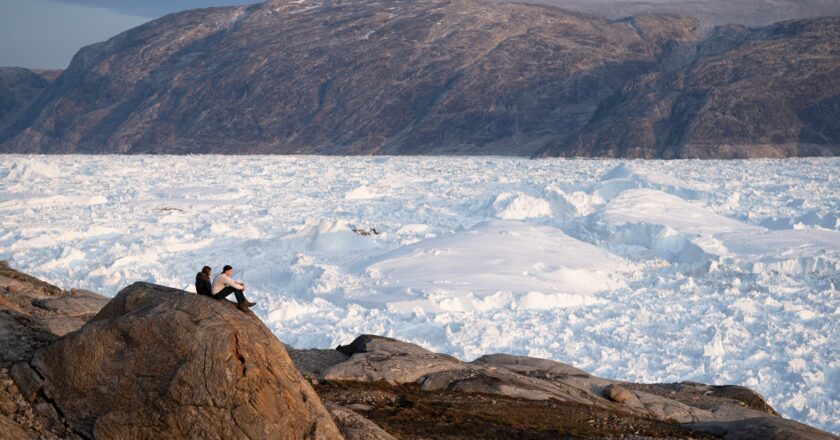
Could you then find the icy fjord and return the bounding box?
[1,155,838,433]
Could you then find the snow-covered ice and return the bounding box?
[1,155,838,433]
[365,220,628,313]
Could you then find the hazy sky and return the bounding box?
[0,0,258,69]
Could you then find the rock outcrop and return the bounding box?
[27,281,342,439]
[686,417,840,440]
[0,265,108,368]
[294,334,840,439]
[325,335,467,383]
[324,402,396,440]
[0,264,110,438]
[0,266,350,439]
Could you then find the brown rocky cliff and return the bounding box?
[27,282,342,439]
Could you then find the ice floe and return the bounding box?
[362,220,628,312]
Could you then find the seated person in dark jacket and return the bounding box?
[195,266,213,297]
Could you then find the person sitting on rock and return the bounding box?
[195,266,213,297]
[212,265,256,311]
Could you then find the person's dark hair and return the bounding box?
[223,265,233,272]
[201,266,212,276]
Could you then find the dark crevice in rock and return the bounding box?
[233,332,247,377]
[27,360,90,440]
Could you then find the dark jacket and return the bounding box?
[195,272,212,297]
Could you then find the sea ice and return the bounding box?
[363,220,628,313]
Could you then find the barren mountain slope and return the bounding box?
[519,0,840,30]
[0,0,698,155]
[2,0,838,157]
[540,17,840,158]
[0,68,50,133]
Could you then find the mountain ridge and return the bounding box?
[0,0,838,157]
[538,16,840,158]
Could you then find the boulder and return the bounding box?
[0,265,108,367]
[471,353,590,378]
[0,309,54,367]
[621,381,783,423]
[603,384,634,403]
[686,416,840,440]
[324,402,396,440]
[324,335,466,384]
[418,365,607,405]
[32,289,109,317]
[9,363,41,403]
[0,266,63,298]
[703,384,779,416]
[31,289,111,336]
[31,282,342,440]
[0,275,25,293]
[288,347,350,382]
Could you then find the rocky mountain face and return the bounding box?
[1,264,837,439]
[0,68,51,134]
[0,0,693,155]
[520,0,840,30]
[29,70,64,83]
[539,17,840,158]
[1,0,838,157]
[1,0,839,158]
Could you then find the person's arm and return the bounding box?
[222,274,245,290]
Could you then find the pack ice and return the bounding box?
[0,155,838,433]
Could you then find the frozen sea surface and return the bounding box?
[1,155,838,433]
